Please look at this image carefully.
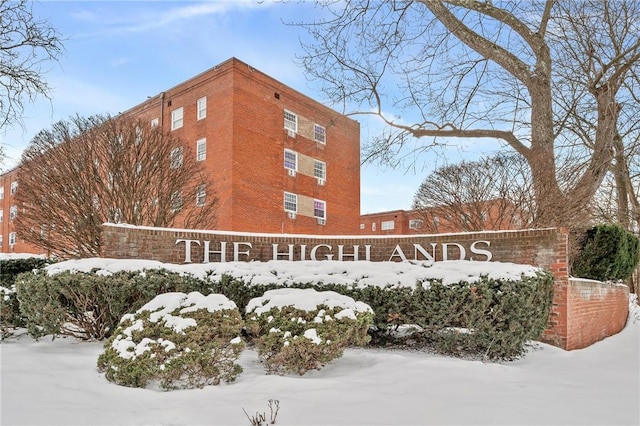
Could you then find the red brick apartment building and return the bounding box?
[360,201,525,235]
[0,58,361,254]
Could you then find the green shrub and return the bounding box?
[0,257,50,336]
[16,269,213,339]
[97,291,244,390]
[414,273,555,360]
[207,268,553,360]
[571,224,640,281]
[0,257,49,287]
[245,288,373,375]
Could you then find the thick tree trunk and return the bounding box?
[527,67,572,227]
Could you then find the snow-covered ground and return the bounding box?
[1,257,639,425]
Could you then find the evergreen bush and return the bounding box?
[245,288,373,375]
[0,257,49,337]
[571,224,640,281]
[205,269,553,360]
[16,269,213,339]
[414,274,555,359]
[97,291,244,390]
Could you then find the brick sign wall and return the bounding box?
[100,224,628,350]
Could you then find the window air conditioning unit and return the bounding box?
[317,218,326,225]
[317,178,325,186]
[287,129,297,138]
[288,168,296,177]
[288,211,296,219]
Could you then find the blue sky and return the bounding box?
[0,1,495,214]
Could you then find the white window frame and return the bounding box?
[372,222,377,231]
[381,220,395,231]
[359,223,365,230]
[313,124,326,144]
[9,232,16,246]
[313,199,326,219]
[0,209,3,222]
[196,184,206,207]
[313,160,326,180]
[284,149,297,171]
[0,186,4,199]
[170,191,183,212]
[151,117,159,128]
[284,110,297,132]
[197,96,207,120]
[196,138,207,162]
[9,205,17,220]
[171,107,184,130]
[284,192,297,213]
[0,235,3,247]
[409,219,423,230]
[170,147,183,168]
[10,181,17,195]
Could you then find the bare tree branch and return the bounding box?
[14,115,217,257]
[0,0,63,131]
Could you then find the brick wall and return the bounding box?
[101,224,629,350]
[564,278,629,350]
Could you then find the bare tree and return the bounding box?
[412,153,535,233]
[0,0,63,130]
[298,0,640,227]
[548,0,640,232]
[14,114,217,258]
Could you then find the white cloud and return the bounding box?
[73,1,275,37]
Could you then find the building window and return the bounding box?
[197,97,207,120]
[171,107,184,130]
[433,216,440,226]
[359,223,365,230]
[284,110,297,132]
[313,160,326,180]
[170,191,183,211]
[372,222,376,231]
[196,184,206,207]
[313,199,326,219]
[284,192,297,212]
[9,232,16,246]
[170,147,183,168]
[0,235,3,247]
[196,138,207,161]
[151,118,159,128]
[284,149,297,170]
[0,186,4,199]
[10,181,17,195]
[0,209,3,222]
[314,124,326,144]
[409,219,423,230]
[9,205,17,220]
[381,220,395,231]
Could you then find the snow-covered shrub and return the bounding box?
[245,288,373,375]
[16,269,212,339]
[97,291,244,390]
[0,257,49,336]
[0,285,20,339]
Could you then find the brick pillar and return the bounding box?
[541,227,570,349]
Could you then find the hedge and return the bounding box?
[1,257,50,336]
[16,265,554,360]
[571,224,640,282]
[16,269,214,340]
